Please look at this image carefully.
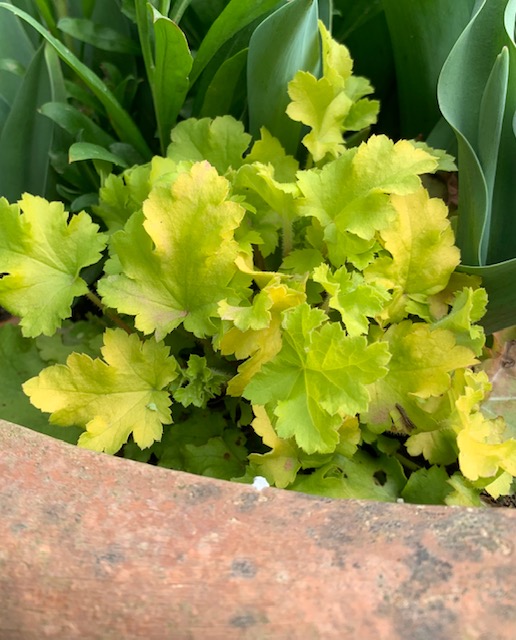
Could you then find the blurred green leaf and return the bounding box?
[382,0,475,139]
[0,2,152,158]
[189,0,283,86]
[69,141,129,168]
[0,44,57,200]
[199,48,247,117]
[247,0,320,154]
[438,0,516,333]
[40,101,116,147]
[57,17,141,54]
[150,6,193,153]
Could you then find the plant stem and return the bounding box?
[394,452,420,473]
[85,290,134,335]
[281,213,293,258]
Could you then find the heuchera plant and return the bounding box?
[2,23,515,505]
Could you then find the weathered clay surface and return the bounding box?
[1,419,515,640]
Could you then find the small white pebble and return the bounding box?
[252,476,270,491]
[396,498,405,503]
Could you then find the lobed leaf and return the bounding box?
[0,194,107,337]
[98,162,247,339]
[23,328,178,454]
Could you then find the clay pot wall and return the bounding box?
[1,419,515,639]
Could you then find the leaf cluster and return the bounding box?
[1,19,515,506]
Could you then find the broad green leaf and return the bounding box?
[244,303,390,454]
[0,323,81,443]
[150,7,193,154]
[68,141,129,168]
[166,116,252,174]
[382,0,475,138]
[190,0,283,85]
[0,2,151,158]
[98,162,247,339]
[0,194,107,337]
[365,189,460,321]
[312,263,390,336]
[248,0,320,155]
[57,17,140,53]
[23,328,178,454]
[364,320,478,431]
[437,0,516,271]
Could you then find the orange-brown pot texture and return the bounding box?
[1,419,515,640]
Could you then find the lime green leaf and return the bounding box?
[166,116,251,174]
[451,369,516,484]
[296,136,437,267]
[457,413,516,483]
[218,289,274,332]
[220,279,306,395]
[0,195,107,337]
[23,328,178,454]
[401,465,451,505]
[405,427,458,466]
[410,140,457,172]
[98,162,247,339]
[285,20,379,161]
[287,70,353,161]
[94,163,151,232]
[244,303,390,454]
[312,263,390,336]
[365,188,460,321]
[432,287,487,355]
[365,321,478,431]
[248,404,301,488]
[244,127,299,182]
[173,354,228,408]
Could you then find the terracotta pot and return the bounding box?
[1,419,515,639]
